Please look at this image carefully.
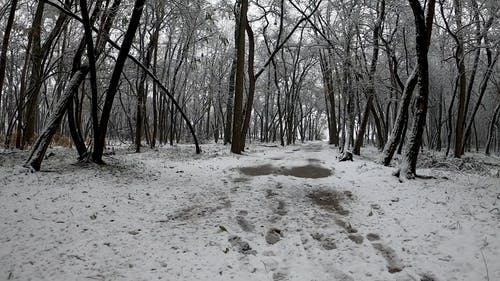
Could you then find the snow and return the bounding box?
[1,142,499,281]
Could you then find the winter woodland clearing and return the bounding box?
[1,142,499,281]
[1,0,500,280]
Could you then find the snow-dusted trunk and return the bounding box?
[25,67,89,171]
[396,0,435,179]
[380,68,418,165]
[340,31,354,161]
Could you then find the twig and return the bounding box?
[480,248,490,281]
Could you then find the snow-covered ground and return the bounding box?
[1,142,499,281]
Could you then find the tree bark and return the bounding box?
[452,0,467,158]
[0,0,17,113]
[381,68,418,165]
[238,20,256,152]
[25,67,89,171]
[485,100,500,156]
[136,19,159,152]
[354,0,385,155]
[230,0,248,154]
[79,0,101,155]
[461,50,499,153]
[24,1,69,146]
[93,0,145,163]
[381,0,434,166]
[396,0,435,179]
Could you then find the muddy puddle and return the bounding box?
[239,164,333,179]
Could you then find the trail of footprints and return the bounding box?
[226,175,405,280]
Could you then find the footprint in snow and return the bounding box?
[228,235,256,255]
[372,242,404,273]
[310,232,337,250]
[266,228,283,245]
[236,215,255,232]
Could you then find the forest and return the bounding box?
[0,0,500,280]
[0,0,497,174]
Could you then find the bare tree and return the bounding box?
[395,0,436,180]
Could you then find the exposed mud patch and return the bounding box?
[307,190,349,215]
[282,165,332,178]
[239,164,275,176]
[239,164,333,179]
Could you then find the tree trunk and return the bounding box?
[381,68,418,165]
[452,0,466,158]
[436,87,443,151]
[25,67,88,171]
[136,20,159,152]
[79,0,101,155]
[0,0,17,111]
[224,57,236,145]
[485,100,500,155]
[93,0,145,163]
[396,0,435,179]
[238,20,255,152]
[461,50,499,153]
[230,0,248,154]
[354,0,385,155]
[319,51,338,145]
[24,1,69,146]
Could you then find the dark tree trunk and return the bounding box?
[452,0,467,159]
[462,50,499,153]
[238,21,255,152]
[0,0,17,109]
[485,100,500,156]
[93,0,145,163]
[436,87,443,151]
[319,51,338,145]
[230,0,248,154]
[136,21,159,152]
[354,0,385,155]
[79,0,101,155]
[396,0,435,179]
